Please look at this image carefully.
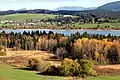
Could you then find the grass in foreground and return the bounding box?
[0,64,63,80]
[88,76,120,80]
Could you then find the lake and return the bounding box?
[0,29,120,36]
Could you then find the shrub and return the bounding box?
[59,58,97,77]
[59,58,80,76]
[27,58,39,70]
[78,60,97,77]
[37,61,59,75]
[37,61,51,73]
[0,51,6,56]
[27,58,96,78]
[27,58,51,73]
[46,65,59,75]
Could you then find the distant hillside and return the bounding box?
[0,14,56,21]
[55,6,96,11]
[0,9,52,15]
[98,1,120,11]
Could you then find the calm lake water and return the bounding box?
[0,29,120,36]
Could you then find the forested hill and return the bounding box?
[1,0,120,19]
[98,1,120,11]
[0,9,120,19]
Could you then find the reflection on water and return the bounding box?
[0,29,120,36]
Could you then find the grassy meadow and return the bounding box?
[0,14,56,21]
[72,22,120,29]
[88,76,120,80]
[0,64,63,80]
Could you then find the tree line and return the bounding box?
[0,31,120,65]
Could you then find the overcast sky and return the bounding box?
[0,0,119,10]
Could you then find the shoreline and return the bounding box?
[1,28,120,31]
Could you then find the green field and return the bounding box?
[73,23,120,29]
[88,76,120,80]
[0,64,63,80]
[0,14,56,21]
[0,14,120,29]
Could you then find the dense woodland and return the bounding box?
[0,31,120,65]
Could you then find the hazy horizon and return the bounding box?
[0,0,120,10]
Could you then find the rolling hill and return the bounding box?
[0,14,56,20]
[98,1,120,11]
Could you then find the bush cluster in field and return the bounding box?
[0,51,6,56]
[27,58,97,77]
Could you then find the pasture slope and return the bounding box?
[0,14,56,21]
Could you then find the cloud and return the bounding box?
[0,0,118,3]
[4,0,68,1]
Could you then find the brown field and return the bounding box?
[96,65,120,69]
[94,65,120,76]
[0,50,61,67]
[6,50,54,58]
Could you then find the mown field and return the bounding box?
[0,14,56,21]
